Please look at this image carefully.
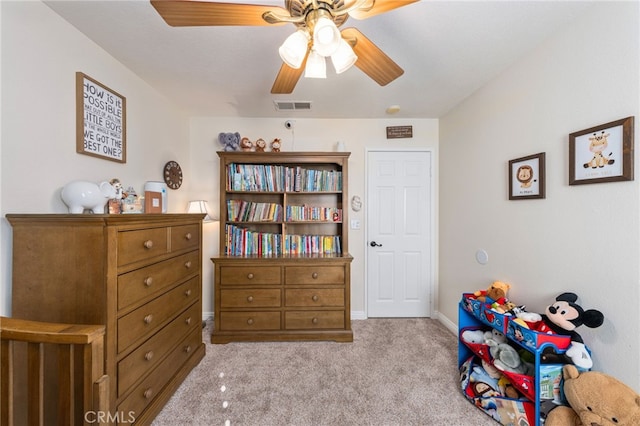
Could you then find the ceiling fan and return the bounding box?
[150,0,418,94]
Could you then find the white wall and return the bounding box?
[0,1,191,315]
[439,2,640,390]
[189,117,438,318]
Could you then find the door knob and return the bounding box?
[370,241,382,247]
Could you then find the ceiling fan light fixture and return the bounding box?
[312,16,341,57]
[278,29,309,69]
[305,49,326,79]
[331,38,357,74]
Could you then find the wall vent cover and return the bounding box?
[273,101,312,111]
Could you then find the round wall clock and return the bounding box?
[163,161,183,190]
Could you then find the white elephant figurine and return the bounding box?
[61,180,117,214]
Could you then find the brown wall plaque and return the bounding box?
[386,125,413,139]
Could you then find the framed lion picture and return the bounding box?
[509,152,546,200]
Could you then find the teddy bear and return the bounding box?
[218,132,240,152]
[474,281,511,305]
[530,292,604,369]
[545,364,640,426]
[240,137,253,152]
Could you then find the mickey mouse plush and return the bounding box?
[535,292,604,369]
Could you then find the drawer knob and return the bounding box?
[312,272,318,279]
[143,240,154,249]
[144,277,153,287]
[144,351,154,361]
[312,295,319,302]
[312,317,319,324]
[185,317,192,325]
[184,289,192,297]
[143,314,153,325]
[247,296,254,303]
[143,388,153,399]
[184,345,192,354]
[185,261,192,269]
[185,232,192,241]
[247,273,254,279]
[247,318,254,325]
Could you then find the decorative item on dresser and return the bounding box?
[7,214,206,424]
[212,151,353,343]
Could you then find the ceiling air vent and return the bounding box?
[273,101,312,111]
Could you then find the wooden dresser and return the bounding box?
[211,256,353,343]
[7,214,205,424]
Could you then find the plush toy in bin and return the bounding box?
[521,292,604,369]
[545,364,640,426]
[474,281,511,305]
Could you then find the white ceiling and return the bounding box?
[44,0,595,119]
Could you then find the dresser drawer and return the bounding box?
[118,276,199,353]
[117,326,202,419]
[118,227,168,266]
[220,266,281,285]
[219,311,281,331]
[285,311,345,330]
[285,289,344,307]
[171,224,200,252]
[220,289,281,308]
[285,266,344,285]
[118,252,200,311]
[117,302,199,396]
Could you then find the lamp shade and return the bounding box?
[278,30,309,69]
[312,17,341,57]
[187,200,215,222]
[331,39,358,74]
[305,49,326,79]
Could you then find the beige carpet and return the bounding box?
[152,318,496,426]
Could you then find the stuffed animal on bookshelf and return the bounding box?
[487,340,533,375]
[530,292,604,369]
[545,364,640,426]
[255,138,266,152]
[219,132,241,152]
[240,137,253,152]
[271,138,282,152]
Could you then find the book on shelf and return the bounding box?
[227,163,342,192]
[225,224,341,257]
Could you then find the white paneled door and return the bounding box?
[367,150,432,317]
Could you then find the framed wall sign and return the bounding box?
[509,152,546,200]
[569,116,634,185]
[76,72,126,163]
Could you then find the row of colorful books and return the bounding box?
[226,163,342,192]
[227,199,283,222]
[286,205,342,222]
[224,224,342,256]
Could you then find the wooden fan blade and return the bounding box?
[150,0,288,27]
[271,63,306,94]
[347,0,419,20]
[341,27,404,86]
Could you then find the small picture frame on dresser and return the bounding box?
[144,191,162,213]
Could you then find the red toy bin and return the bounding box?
[500,369,536,401]
[506,319,571,351]
[459,327,492,364]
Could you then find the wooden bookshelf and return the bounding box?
[212,151,353,343]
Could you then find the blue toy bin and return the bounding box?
[460,293,509,334]
[506,319,572,351]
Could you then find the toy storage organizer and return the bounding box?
[458,293,581,426]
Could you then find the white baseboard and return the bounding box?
[202,312,214,321]
[351,310,367,320]
[435,311,457,335]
